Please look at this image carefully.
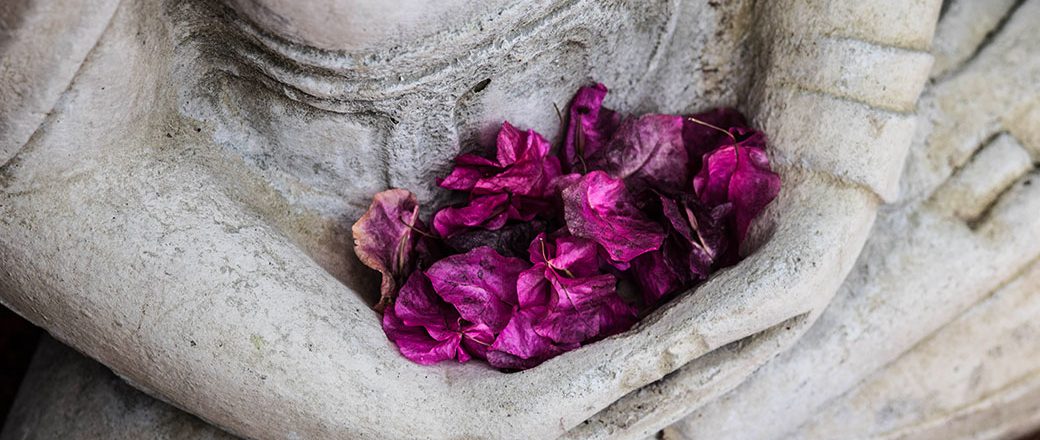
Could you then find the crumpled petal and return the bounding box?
[534,271,636,344]
[426,246,528,332]
[352,189,424,311]
[494,120,552,167]
[473,123,562,199]
[381,272,464,365]
[487,308,569,369]
[633,195,732,303]
[434,123,564,239]
[631,244,686,304]
[683,108,749,168]
[693,128,780,243]
[661,195,731,274]
[432,193,509,238]
[562,171,665,265]
[601,114,689,194]
[564,83,621,172]
[459,322,495,361]
[526,232,602,278]
[437,156,492,192]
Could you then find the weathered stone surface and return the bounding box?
[1,336,236,440]
[668,1,1040,438]
[790,261,1040,440]
[0,0,940,439]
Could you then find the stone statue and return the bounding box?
[2,0,1037,439]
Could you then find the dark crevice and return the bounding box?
[935,0,1027,83]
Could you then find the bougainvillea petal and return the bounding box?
[352,189,423,311]
[534,272,635,344]
[426,246,528,332]
[383,311,462,365]
[392,272,458,330]
[494,121,552,166]
[662,195,730,271]
[474,155,563,199]
[489,309,564,363]
[602,114,689,194]
[381,272,465,365]
[693,129,780,243]
[564,83,621,172]
[432,193,510,238]
[460,322,495,361]
[527,232,602,278]
[631,244,686,303]
[562,171,665,265]
[516,265,551,309]
[466,123,562,200]
[683,108,749,166]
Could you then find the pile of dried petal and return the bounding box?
[353,84,781,370]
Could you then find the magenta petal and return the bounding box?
[517,265,551,309]
[474,155,563,199]
[381,273,464,365]
[460,322,495,361]
[382,311,462,365]
[432,193,510,238]
[693,134,780,243]
[489,309,564,362]
[534,272,635,344]
[438,166,484,192]
[527,232,602,278]
[352,189,423,311]
[602,114,689,194]
[562,171,665,265]
[683,108,749,165]
[631,246,686,303]
[426,246,528,332]
[472,124,562,200]
[393,272,459,330]
[565,83,622,171]
[495,121,552,166]
[438,153,500,192]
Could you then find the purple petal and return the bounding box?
[426,246,529,332]
[438,153,500,192]
[526,232,602,278]
[474,155,563,199]
[602,114,689,194]
[517,265,552,310]
[693,130,780,243]
[460,322,495,361]
[564,83,622,172]
[381,273,464,365]
[534,272,636,344]
[382,311,462,365]
[683,108,749,168]
[432,193,510,238]
[562,171,665,265]
[631,245,686,303]
[495,121,552,166]
[393,272,460,330]
[489,309,567,364]
[352,189,423,311]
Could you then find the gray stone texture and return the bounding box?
[6,0,1036,439]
